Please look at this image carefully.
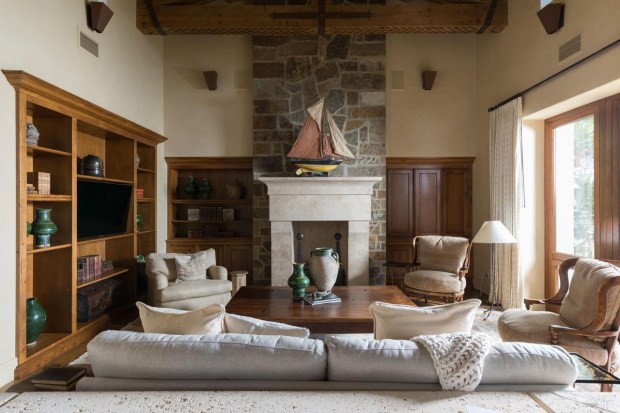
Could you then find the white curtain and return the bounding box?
[489,97,523,309]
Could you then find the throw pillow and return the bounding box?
[224,313,310,338]
[174,250,210,283]
[136,301,225,335]
[369,298,481,340]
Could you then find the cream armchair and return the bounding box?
[401,235,472,304]
[146,249,232,310]
[498,258,620,377]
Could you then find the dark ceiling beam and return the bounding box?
[136,1,508,35]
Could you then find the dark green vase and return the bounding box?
[184,176,196,199]
[26,297,47,346]
[287,262,310,299]
[198,178,211,199]
[31,208,57,248]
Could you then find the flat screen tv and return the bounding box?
[77,179,132,239]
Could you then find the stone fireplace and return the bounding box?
[252,34,386,284]
[260,177,381,286]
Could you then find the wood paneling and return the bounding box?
[386,157,474,287]
[386,169,413,238]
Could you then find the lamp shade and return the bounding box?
[471,220,517,244]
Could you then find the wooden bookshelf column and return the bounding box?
[4,70,166,379]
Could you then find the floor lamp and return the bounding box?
[472,220,517,320]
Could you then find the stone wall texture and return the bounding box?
[252,35,386,284]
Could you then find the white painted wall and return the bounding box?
[0,0,164,386]
[163,35,253,157]
[474,0,620,300]
[386,34,477,157]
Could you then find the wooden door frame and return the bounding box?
[544,100,604,297]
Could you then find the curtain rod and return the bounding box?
[488,37,620,112]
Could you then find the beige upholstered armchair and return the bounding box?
[401,235,472,304]
[498,258,620,376]
[146,249,232,310]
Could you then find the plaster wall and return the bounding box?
[0,0,164,386]
[475,0,620,300]
[386,34,477,157]
[162,35,253,157]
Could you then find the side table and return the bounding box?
[230,270,247,295]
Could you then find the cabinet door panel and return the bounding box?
[442,168,471,237]
[226,243,253,282]
[386,241,413,287]
[415,169,442,235]
[387,169,414,237]
[166,242,196,254]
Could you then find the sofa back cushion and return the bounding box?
[88,330,326,381]
[325,337,577,386]
[560,258,620,330]
[224,313,310,338]
[369,299,480,340]
[417,235,469,274]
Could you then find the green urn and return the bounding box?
[26,297,47,346]
[287,262,310,299]
[184,176,197,199]
[31,208,57,248]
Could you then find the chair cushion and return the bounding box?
[417,235,469,274]
[136,302,225,335]
[175,251,210,283]
[560,258,620,330]
[158,279,232,304]
[403,270,466,294]
[369,299,481,340]
[147,250,218,282]
[498,308,618,366]
[224,313,310,338]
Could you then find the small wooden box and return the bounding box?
[77,279,124,322]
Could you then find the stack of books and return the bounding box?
[199,206,223,221]
[30,366,87,391]
[302,292,341,306]
[77,255,103,284]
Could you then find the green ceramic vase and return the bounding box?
[26,297,47,346]
[31,208,57,248]
[198,178,211,199]
[184,176,196,199]
[287,262,310,299]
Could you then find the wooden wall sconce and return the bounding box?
[537,3,564,34]
[87,1,114,33]
[203,71,218,90]
[422,71,437,91]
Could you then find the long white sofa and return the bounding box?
[76,330,578,392]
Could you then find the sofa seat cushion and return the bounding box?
[403,270,465,294]
[325,336,577,386]
[88,330,326,381]
[498,308,619,366]
[158,279,232,304]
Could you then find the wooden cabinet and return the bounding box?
[386,157,474,286]
[5,70,166,379]
[165,157,253,282]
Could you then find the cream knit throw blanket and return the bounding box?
[412,332,493,391]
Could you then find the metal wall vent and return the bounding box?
[79,30,99,58]
[559,34,581,62]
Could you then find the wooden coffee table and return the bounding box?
[225,285,413,334]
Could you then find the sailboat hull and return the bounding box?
[290,159,342,174]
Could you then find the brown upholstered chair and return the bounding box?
[498,258,620,380]
[400,235,472,304]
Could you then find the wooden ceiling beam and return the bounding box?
[136,1,507,35]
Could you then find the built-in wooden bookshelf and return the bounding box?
[4,70,166,379]
[165,157,253,282]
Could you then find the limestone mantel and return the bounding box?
[259,177,381,286]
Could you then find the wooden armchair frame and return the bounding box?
[524,258,620,376]
[400,235,473,303]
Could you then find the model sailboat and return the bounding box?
[287,98,356,176]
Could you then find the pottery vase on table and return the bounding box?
[287,262,310,299]
[309,247,339,293]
